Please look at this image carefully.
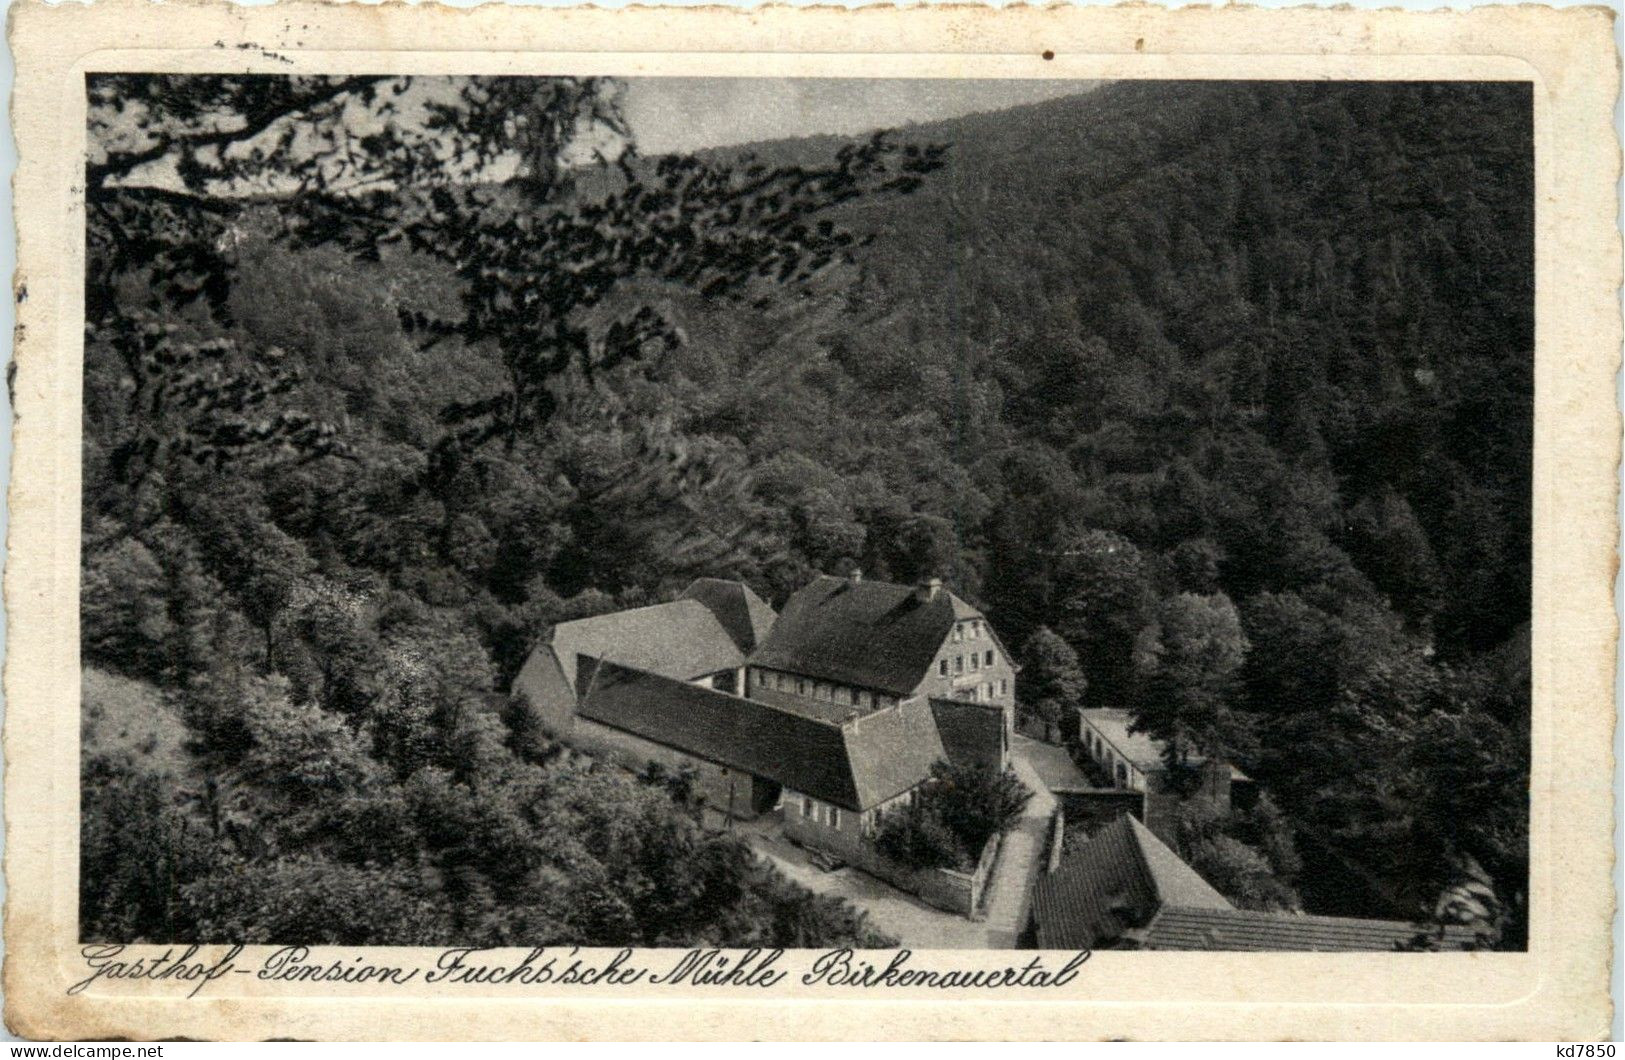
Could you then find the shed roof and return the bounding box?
[550,599,744,692]
[1079,707,1251,781]
[748,575,976,696]
[1139,907,1480,952]
[679,578,777,654]
[1078,708,1171,773]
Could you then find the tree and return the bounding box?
[875,804,962,871]
[1052,528,1157,703]
[1165,538,1225,595]
[90,75,946,468]
[922,760,1033,856]
[1017,626,1087,738]
[1175,799,1300,912]
[81,752,213,943]
[1133,592,1251,781]
[1345,489,1441,625]
[80,537,173,678]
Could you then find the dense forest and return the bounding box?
[81,78,1531,948]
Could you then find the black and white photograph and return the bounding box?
[79,73,1533,955]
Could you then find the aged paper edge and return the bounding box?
[4,0,1618,1041]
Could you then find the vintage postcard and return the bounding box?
[3,0,1617,1041]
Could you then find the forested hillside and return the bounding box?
[82,79,1531,946]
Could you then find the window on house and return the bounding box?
[970,653,980,671]
[1115,763,1128,785]
[801,795,813,818]
[797,679,806,695]
[985,649,995,667]
[857,690,871,709]
[829,807,841,829]
[939,659,948,677]
[954,656,963,674]
[999,678,1008,695]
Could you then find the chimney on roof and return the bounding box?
[915,577,943,603]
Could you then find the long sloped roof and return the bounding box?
[1140,908,1480,952]
[578,659,861,808]
[1079,708,1168,772]
[1030,813,1230,949]
[748,576,973,696]
[578,660,944,812]
[679,578,777,653]
[550,599,744,691]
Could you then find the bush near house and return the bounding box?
[876,760,1033,872]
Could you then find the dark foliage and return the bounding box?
[878,761,1033,871]
[81,77,1531,946]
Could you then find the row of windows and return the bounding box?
[951,619,987,642]
[959,680,1008,703]
[1083,729,1133,787]
[800,794,842,830]
[753,668,896,710]
[939,649,998,677]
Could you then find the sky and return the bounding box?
[621,78,1095,155]
[94,77,1099,193]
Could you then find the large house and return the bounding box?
[511,571,1013,858]
[748,573,1018,730]
[1026,814,1479,952]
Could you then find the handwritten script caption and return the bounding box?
[69,945,1091,998]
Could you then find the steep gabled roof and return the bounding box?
[679,578,777,654]
[843,697,948,808]
[549,599,744,692]
[1139,907,1480,952]
[748,575,973,696]
[1029,813,1230,949]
